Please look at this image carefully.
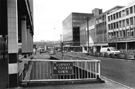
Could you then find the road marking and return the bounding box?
[101,76,133,89]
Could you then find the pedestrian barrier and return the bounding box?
[19,59,101,85]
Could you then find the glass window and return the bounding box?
[113,14,115,20]
[130,17,133,25]
[111,15,113,20]
[122,10,125,17]
[130,6,133,14]
[116,13,118,19]
[126,8,129,15]
[122,20,125,27]
[111,23,113,29]
[126,19,129,26]
[108,16,110,21]
[114,23,116,29]
[131,28,134,36]
[127,29,130,36]
[108,24,111,30]
[116,22,119,28]
[119,11,121,18]
[119,21,121,28]
[123,30,126,37]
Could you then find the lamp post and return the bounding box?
[87,17,90,54]
[60,34,63,60]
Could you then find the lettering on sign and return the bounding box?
[53,62,73,75]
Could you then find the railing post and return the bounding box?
[98,61,100,78]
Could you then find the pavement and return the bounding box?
[10,52,134,89]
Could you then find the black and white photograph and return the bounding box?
[0,0,135,89]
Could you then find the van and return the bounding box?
[100,47,120,55]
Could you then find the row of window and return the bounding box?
[108,5,135,22]
[108,28,135,39]
[108,16,135,30]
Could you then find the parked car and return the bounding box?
[100,47,120,56]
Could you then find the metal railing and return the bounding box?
[20,59,100,83]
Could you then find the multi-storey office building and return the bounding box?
[107,2,135,54]
[62,12,93,51]
[95,6,123,52]
[0,0,33,88]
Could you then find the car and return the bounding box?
[100,47,120,56]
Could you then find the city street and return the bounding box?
[17,53,131,89]
[85,55,135,88]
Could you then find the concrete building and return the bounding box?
[0,0,33,88]
[79,7,123,53]
[95,6,123,52]
[107,1,135,54]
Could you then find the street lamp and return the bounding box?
[60,34,63,60]
[87,17,90,54]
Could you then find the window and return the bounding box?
[122,20,125,27]
[116,31,118,37]
[120,30,123,37]
[119,11,121,18]
[111,15,113,20]
[126,19,129,26]
[130,17,133,25]
[116,22,119,28]
[114,23,116,29]
[116,13,118,19]
[130,6,133,14]
[108,24,111,30]
[134,27,135,36]
[131,28,134,36]
[123,30,126,37]
[111,23,113,29]
[127,29,130,36]
[122,10,125,17]
[126,8,129,15]
[134,16,135,25]
[134,5,135,13]
[113,14,115,20]
[119,21,121,28]
[108,16,110,21]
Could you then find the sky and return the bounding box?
[33,0,133,42]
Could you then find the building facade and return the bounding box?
[0,0,33,88]
[95,6,123,52]
[107,2,135,54]
[62,12,93,47]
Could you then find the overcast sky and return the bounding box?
[33,0,133,42]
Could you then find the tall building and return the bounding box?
[107,1,135,54]
[62,12,93,47]
[0,0,33,88]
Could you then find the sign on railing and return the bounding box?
[53,62,73,75]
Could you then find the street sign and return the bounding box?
[53,62,73,75]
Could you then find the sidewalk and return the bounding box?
[11,53,133,89]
